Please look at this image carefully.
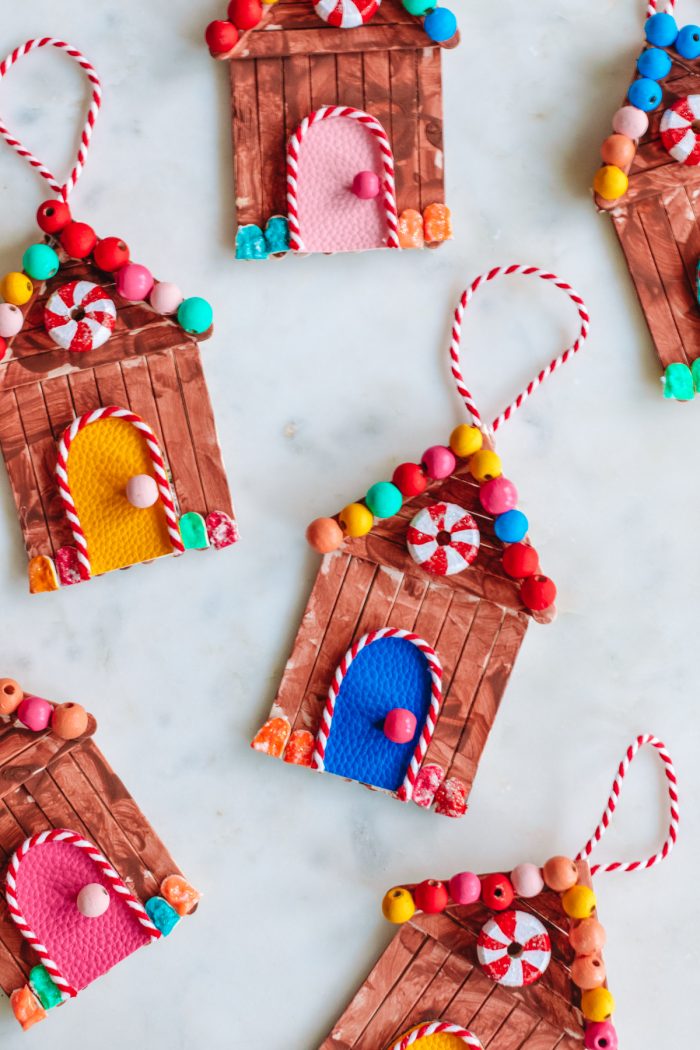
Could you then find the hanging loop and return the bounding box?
[646,0,676,18]
[0,38,102,201]
[576,734,679,877]
[448,265,590,434]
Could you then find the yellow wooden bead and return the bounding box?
[581,987,615,1023]
[593,165,629,202]
[561,884,597,920]
[1,272,33,306]
[449,424,483,459]
[469,449,502,483]
[339,502,373,538]
[382,886,416,924]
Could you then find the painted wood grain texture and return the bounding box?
[416,47,445,210]
[147,350,207,514]
[235,24,429,61]
[257,58,289,219]
[14,382,73,554]
[0,391,52,559]
[390,49,420,214]
[230,59,263,227]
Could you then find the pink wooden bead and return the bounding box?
[611,105,649,140]
[17,696,52,732]
[77,883,110,918]
[421,445,456,480]
[479,476,518,515]
[584,1020,618,1050]
[0,303,23,338]
[116,263,154,302]
[383,708,417,744]
[150,281,184,315]
[449,871,481,905]
[510,863,544,898]
[126,474,159,508]
[352,170,380,199]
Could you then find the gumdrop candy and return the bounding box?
[284,729,314,766]
[251,716,291,758]
[235,224,269,260]
[55,545,83,585]
[146,895,180,936]
[423,203,453,244]
[11,986,46,1030]
[205,510,239,549]
[161,874,201,917]
[179,512,209,550]
[398,209,424,249]
[434,776,468,817]
[664,362,694,401]
[29,965,62,1010]
[411,763,445,808]
[28,555,59,593]
[265,216,290,254]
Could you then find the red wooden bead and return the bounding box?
[36,199,72,235]
[480,873,514,911]
[413,879,449,914]
[0,336,7,361]
[205,19,239,54]
[93,237,130,273]
[392,462,427,498]
[521,575,557,612]
[60,222,97,259]
[227,0,263,29]
[502,542,538,579]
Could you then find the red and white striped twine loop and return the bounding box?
[646,0,676,19]
[576,734,679,877]
[448,265,590,434]
[0,38,102,200]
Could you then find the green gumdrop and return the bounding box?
[22,243,59,282]
[664,362,694,401]
[179,511,209,550]
[178,296,213,335]
[691,359,700,394]
[403,0,435,14]
[366,481,403,519]
[29,965,62,1010]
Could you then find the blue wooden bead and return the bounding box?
[637,47,672,80]
[627,78,663,112]
[676,24,700,59]
[424,7,457,43]
[494,509,529,544]
[645,11,678,47]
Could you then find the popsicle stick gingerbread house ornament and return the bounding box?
[0,676,200,1031]
[204,0,460,259]
[252,266,590,817]
[0,39,237,593]
[592,0,700,399]
[323,735,679,1050]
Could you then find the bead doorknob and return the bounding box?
[126,474,158,508]
[352,171,380,199]
[383,708,417,744]
[77,883,110,918]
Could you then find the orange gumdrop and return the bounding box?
[284,729,315,766]
[161,874,201,917]
[28,555,59,593]
[11,986,46,1031]
[398,209,424,249]
[251,716,291,758]
[423,203,453,244]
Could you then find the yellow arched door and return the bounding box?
[388,1025,481,1050]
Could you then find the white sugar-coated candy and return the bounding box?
[77,883,110,918]
[126,474,159,509]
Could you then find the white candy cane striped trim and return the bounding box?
[286,106,400,252]
[55,406,184,580]
[5,828,160,1001]
[311,628,442,802]
[387,1022,483,1050]
[576,735,679,876]
[449,265,590,433]
[646,0,675,17]
[0,38,101,200]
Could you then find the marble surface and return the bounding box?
[0,1,697,1046]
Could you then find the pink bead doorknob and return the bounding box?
[384,708,417,744]
[77,883,110,918]
[126,474,159,508]
[352,171,380,199]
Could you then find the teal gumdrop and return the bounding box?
[178,296,213,335]
[365,481,402,519]
[664,362,694,400]
[29,965,62,1010]
[179,511,209,550]
[403,0,434,14]
[691,359,700,394]
[145,896,180,936]
[264,216,290,254]
[22,243,59,282]
[235,224,269,260]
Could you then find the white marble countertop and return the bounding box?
[0,1,696,1046]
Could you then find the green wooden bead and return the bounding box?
[366,481,402,518]
[402,0,435,14]
[22,243,59,282]
[178,296,213,334]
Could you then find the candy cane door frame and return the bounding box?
[388,1022,484,1050]
[287,107,400,254]
[311,632,442,797]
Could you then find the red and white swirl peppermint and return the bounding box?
[477,910,551,988]
[314,0,381,27]
[407,502,480,576]
[44,280,116,352]
[660,96,700,165]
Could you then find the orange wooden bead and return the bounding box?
[0,678,23,716]
[542,855,578,892]
[570,918,607,955]
[51,702,89,740]
[161,874,201,917]
[571,953,607,990]
[600,133,636,169]
[306,517,344,553]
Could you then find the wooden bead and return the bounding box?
[612,105,649,139]
[365,481,402,518]
[637,46,672,80]
[480,873,514,911]
[593,165,629,202]
[382,887,415,924]
[59,221,97,259]
[0,303,24,338]
[17,696,52,732]
[178,296,213,334]
[414,879,449,914]
[150,282,183,315]
[600,134,636,169]
[542,855,578,892]
[383,707,417,744]
[449,424,483,459]
[51,702,89,741]
[205,19,239,55]
[228,0,263,29]
[0,272,33,306]
[570,918,606,955]
[0,678,23,716]
[126,474,158,508]
[352,171,380,199]
[421,445,456,480]
[627,78,662,113]
[581,987,615,1023]
[306,517,344,553]
[392,463,427,498]
[521,575,556,612]
[479,476,518,515]
[93,237,130,273]
[676,24,700,60]
[644,10,678,47]
[77,883,110,918]
[469,449,502,482]
[510,863,544,898]
[562,884,597,920]
[339,503,373,538]
[116,263,154,302]
[584,1020,618,1050]
[36,199,71,235]
[22,244,59,281]
[494,509,528,544]
[571,954,606,990]
[424,7,457,42]
[449,871,481,905]
[502,542,538,579]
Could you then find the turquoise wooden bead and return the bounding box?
[645,12,678,47]
[366,481,402,519]
[22,244,59,282]
[637,47,672,80]
[676,24,700,60]
[627,78,662,112]
[177,296,213,334]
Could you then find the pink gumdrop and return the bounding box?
[479,476,518,515]
[17,696,53,732]
[77,883,111,918]
[511,862,544,898]
[421,445,456,480]
[126,474,159,508]
[0,303,24,339]
[384,707,417,744]
[584,1020,618,1050]
[116,262,154,302]
[352,170,380,199]
[449,871,481,905]
[150,281,183,315]
[611,105,649,140]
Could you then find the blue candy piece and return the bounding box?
[645,11,678,47]
[637,47,672,80]
[676,24,700,59]
[424,7,457,43]
[235,224,269,261]
[627,77,663,112]
[494,509,529,545]
[146,896,180,936]
[264,216,290,254]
